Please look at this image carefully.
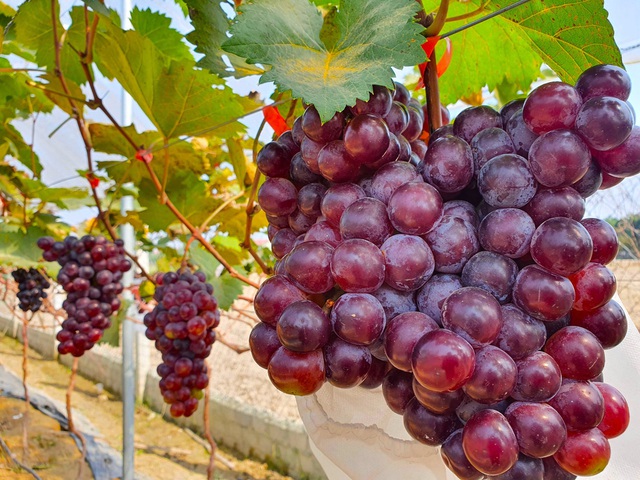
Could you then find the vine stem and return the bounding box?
[203,361,217,480]
[425,0,450,37]
[425,49,443,134]
[66,357,87,479]
[0,435,42,480]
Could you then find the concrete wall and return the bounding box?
[0,313,326,480]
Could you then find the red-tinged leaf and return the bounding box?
[416,38,452,90]
[263,106,290,136]
[86,173,100,189]
[135,149,154,164]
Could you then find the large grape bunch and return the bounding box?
[143,270,220,418]
[12,268,50,312]
[37,235,132,356]
[250,64,636,478]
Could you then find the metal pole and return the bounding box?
[120,1,135,479]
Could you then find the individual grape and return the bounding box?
[393,82,411,104]
[372,284,417,320]
[548,380,604,431]
[276,300,331,352]
[523,187,586,226]
[553,429,610,476]
[410,139,428,162]
[505,402,567,458]
[453,106,502,144]
[380,235,434,291]
[413,378,465,415]
[323,336,372,388]
[340,197,394,246]
[402,107,425,142]
[249,323,281,369]
[441,429,484,480]
[289,152,323,187]
[416,274,462,324]
[387,182,443,235]
[530,217,593,276]
[383,312,438,372]
[511,351,562,402]
[443,200,479,229]
[500,98,526,124]
[463,346,517,404]
[513,265,576,321]
[331,293,386,346]
[291,116,305,144]
[471,127,516,172]
[593,126,640,177]
[494,304,546,360]
[543,456,577,480]
[528,130,591,188]
[256,141,292,178]
[456,396,511,424]
[429,124,454,144]
[494,454,544,480]
[317,140,360,183]
[266,213,291,229]
[300,136,326,174]
[285,241,334,294]
[442,287,503,348]
[595,382,630,438]
[320,183,366,227]
[301,106,344,143]
[382,368,415,414]
[569,262,616,311]
[462,409,519,476]
[580,218,619,264]
[575,96,634,150]
[370,161,420,204]
[544,326,605,381]
[12,268,50,312]
[271,228,297,259]
[412,329,476,392]
[383,101,409,135]
[575,64,631,101]
[570,299,627,349]
[304,221,342,247]
[278,131,299,156]
[331,239,385,293]
[506,109,539,157]
[571,160,603,198]
[359,357,390,389]
[544,314,571,339]
[478,208,535,259]
[523,82,582,134]
[424,216,479,274]
[421,135,474,193]
[267,347,325,395]
[254,275,305,326]
[344,114,390,164]
[478,154,537,208]
[403,398,459,446]
[461,252,518,304]
[351,85,393,116]
[599,171,625,189]
[397,134,412,161]
[257,177,298,216]
[297,183,327,217]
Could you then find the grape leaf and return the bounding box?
[12,0,86,84]
[130,7,193,62]
[0,224,48,268]
[38,73,85,117]
[189,245,244,310]
[223,0,426,122]
[226,137,250,188]
[422,0,621,104]
[0,122,42,176]
[184,0,265,78]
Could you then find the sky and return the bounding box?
[4,0,640,223]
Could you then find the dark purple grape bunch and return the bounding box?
[11,267,50,312]
[250,67,633,479]
[37,235,132,357]
[144,270,219,418]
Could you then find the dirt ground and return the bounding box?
[0,336,293,480]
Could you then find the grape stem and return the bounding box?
[424,49,443,134]
[66,357,87,480]
[425,0,450,37]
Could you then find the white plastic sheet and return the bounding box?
[297,295,640,479]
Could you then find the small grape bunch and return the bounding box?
[37,235,132,356]
[11,267,50,312]
[144,270,220,418]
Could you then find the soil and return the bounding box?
[0,336,293,480]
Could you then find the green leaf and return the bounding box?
[130,7,193,62]
[100,298,131,347]
[189,245,244,310]
[0,122,42,176]
[38,73,85,116]
[12,0,86,84]
[223,0,425,121]
[185,0,265,78]
[0,224,47,268]
[226,137,249,188]
[0,2,15,16]
[422,0,622,104]
[80,0,111,17]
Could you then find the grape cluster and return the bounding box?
[251,64,635,478]
[37,235,132,356]
[11,268,50,312]
[144,271,220,418]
